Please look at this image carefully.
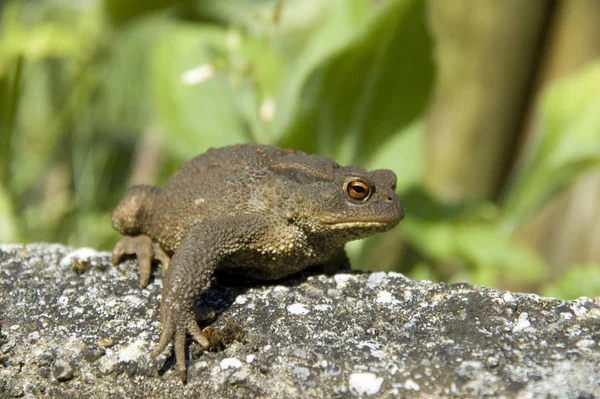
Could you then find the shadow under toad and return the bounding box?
[156,259,367,377]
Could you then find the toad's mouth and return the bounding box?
[323,218,401,229]
[319,204,404,229]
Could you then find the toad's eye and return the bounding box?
[346,180,371,200]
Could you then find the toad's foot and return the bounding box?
[150,306,209,383]
[111,234,171,288]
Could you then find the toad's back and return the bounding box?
[135,144,336,252]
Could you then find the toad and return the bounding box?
[111,143,404,382]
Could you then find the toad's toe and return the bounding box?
[111,235,171,288]
[152,242,171,271]
[152,307,209,383]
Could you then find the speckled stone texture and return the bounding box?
[0,244,599,399]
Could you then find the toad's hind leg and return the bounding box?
[112,234,171,288]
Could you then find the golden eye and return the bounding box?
[347,180,370,200]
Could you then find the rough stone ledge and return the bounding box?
[0,243,599,399]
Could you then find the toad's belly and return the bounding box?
[218,248,331,280]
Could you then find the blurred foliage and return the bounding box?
[1,0,599,299]
[543,263,600,300]
[503,63,600,229]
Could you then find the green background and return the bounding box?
[1,0,599,299]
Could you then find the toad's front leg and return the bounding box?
[150,216,269,383]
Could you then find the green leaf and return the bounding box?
[402,218,547,285]
[92,17,168,136]
[504,62,600,230]
[275,0,434,165]
[455,223,546,286]
[150,24,251,158]
[103,0,183,25]
[9,62,64,198]
[186,0,334,67]
[0,184,20,242]
[400,189,547,285]
[543,264,600,300]
[0,1,102,74]
[150,23,287,157]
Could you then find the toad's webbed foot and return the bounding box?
[111,234,171,288]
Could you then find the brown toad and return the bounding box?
[111,143,404,382]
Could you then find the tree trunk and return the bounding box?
[425,0,550,201]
